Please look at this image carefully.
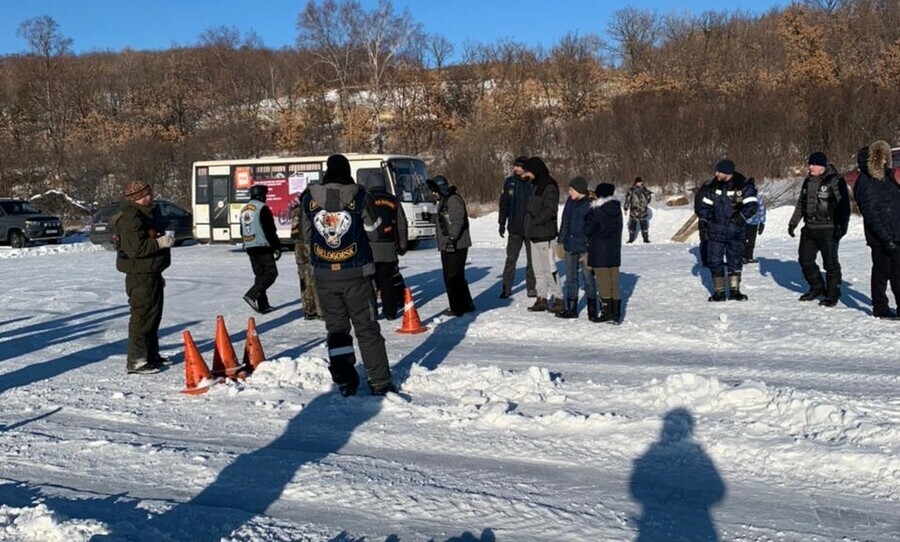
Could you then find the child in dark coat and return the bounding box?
[556,177,598,319]
[583,183,623,323]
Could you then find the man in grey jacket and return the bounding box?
[427,175,475,317]
[300,154,395,396]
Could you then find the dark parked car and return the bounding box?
[0,198,64,248]
[90,200,194,249]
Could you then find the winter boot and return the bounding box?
[556,298,579,319]
[599,298,621,323]
[587,298,600,322]
[596,298,613,322]
[729,273,748,301]
[708,275,727,302]
[798,289,823,301]
[527,297,548,312]
[548,298,565,314]
[820,275,840,307]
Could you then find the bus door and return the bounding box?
[210,175,231,240]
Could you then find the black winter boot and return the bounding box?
[729,273,748,301]
[798,289,823,301]
[587,298,600,322]
[527,297,548,312]
[597,298,614,322]
[556,298,579,319]
[708,275,726,302]
[608,298,622,324]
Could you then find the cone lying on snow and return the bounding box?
[243,316,266,372]
[212,315,248,380]
[181,330,223,395]
[396,287,427,334]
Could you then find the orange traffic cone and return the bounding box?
[181,330,222,395]
[243,316,266,372]
[212,315,248,379]
[396,287,427,334]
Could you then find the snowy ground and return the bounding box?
[0,197,898,542]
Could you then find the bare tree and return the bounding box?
[17,15,74,181]
[606,8,659,74]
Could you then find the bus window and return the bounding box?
[387,159,432,204]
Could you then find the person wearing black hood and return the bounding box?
[787,152,851,307]
[520,157,564,313]
[300,154,395,396]
[427,175,475,317]
[853,140,900,319]
[584,183,623,323]
[697,159,759,302]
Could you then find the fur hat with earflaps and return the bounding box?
[868,140,892,181]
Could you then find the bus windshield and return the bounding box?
[387,159,433,204]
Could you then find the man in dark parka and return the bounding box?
[113,181,173,374]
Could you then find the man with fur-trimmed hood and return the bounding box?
[853,140,900,319]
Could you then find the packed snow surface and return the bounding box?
[0,201,898,541]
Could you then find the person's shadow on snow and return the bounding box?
[629,408,726,542]
[689,247,713,294]
[756,256,806,295]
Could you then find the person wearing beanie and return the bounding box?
[697,159,759,302]
[787,151,851,307]
[427,175,475,317]
[623,176,653,243]
[299,153,396,396]
[519,157,565,314]
[555,176,597,319]
[112,181,173,374]
[584,182,623,323]
[852,140,900,318]
[498,155,536,298]
[240,184,282,314]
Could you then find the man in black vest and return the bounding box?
[241,184,281,314]
[301,154,395,396]
[359,169,408,320]
[788,152,851,307]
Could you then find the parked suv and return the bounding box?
[90,200,193,249]
[0,198,64,248]
[844,146,900,186]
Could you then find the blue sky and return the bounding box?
[0,0,789,56]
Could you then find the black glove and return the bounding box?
[833,225,845,241]
[731,212,745,226]
[397,246,407,256]
[273,249,282,261]
[499,224,505,238]
[757,223,765,236]
[884,240,897,255]
[444,237,457,253]
[788,224,796,238]
[698,221,708,242]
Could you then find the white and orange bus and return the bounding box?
[191,154,436,246]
